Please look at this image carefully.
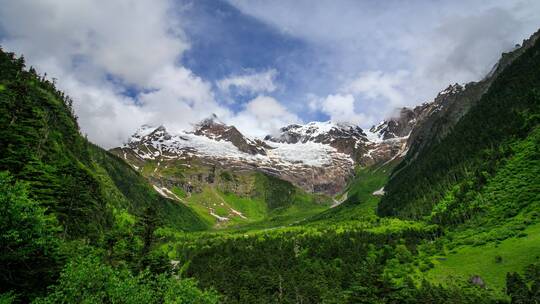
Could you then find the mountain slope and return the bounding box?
[0,48,206,241]
[110,114,429,228]
[111,110,426,198]
[113,138,331,228]
[379,29,540,219]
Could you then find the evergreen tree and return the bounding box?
[506,272,531,304]
[0,171,61,300]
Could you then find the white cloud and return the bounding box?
[228,0,540,123]
[62,75,151,146]
[315,94,373,126]
[0,0,187,87]
[217,69,278,96]
[401,6,530,100]
[0,0,229,148]
[343,70,409,107]
[138,66,230,129]
[229,95,300,137]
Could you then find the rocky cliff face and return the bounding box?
[193,114,268,155]
[370,107,419,140]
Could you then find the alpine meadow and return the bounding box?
[1,1,540,303]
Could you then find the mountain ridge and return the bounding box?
[112,109,426,197]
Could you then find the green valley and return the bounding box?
[1,17,540,304]
[131,158,332,229]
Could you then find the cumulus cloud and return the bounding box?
[229,0,540,124]
[0,0,228,147]
[309,94,373,126]
[343,70,409,106]
[59,75,151,146]
[217,69,278,96]
[403,7,528,97]
[229,95,300,137]
[0,0,187,87]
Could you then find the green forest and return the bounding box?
[1,27,540,304]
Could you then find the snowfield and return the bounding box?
[125,124,354,169]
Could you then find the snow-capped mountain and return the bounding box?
[265,121,370,160]
[111,88,458,196]
[112,117,360,195]
[193,114,269,155]
[121,120,353,168]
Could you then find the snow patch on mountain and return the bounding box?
[373,187,385,196]
[124,124,351,168]
[267,121,367,144]
[363,128,384,143]
[266,141,342,167]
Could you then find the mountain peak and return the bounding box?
[195,113,224,128]
[127,124,169,145]
[265,120,371,160]
[438,83,464,97]
[369,107,418,141]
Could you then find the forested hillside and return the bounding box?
[159,29,540,303]
[379,30,540,221]
[0,48,216,302]
[2,27,540,303]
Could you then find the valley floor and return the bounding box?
[160,150,540,302]
[427,222,540,296]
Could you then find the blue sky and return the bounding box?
[0,0,539,147]
[178,0,315,114]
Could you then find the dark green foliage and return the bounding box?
[410,280,495,304]
[219,170,233,182]
[428,127,540,230]
[253,173,296,210]
[506,272,531,304]
[87,143,207,231]
[139,206,161,257]
[0,47,211,301]
[380,32,540,220]
[0,172,61,300]
[168,224,493,304]
[0,47,205,241]
[505,263,540,304]
[183,230,411,303]
[0,292,17,304]
[0,48,109,239]
[33,255,219,304]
